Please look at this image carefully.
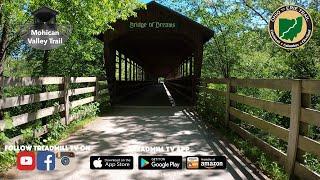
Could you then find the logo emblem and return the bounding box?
[269,5,313,49]
[56,152,75,167]
[61,156,70,166]
[37,151,55,171]
[186,157,199,169]
[140,158,149,168]
[17,151,36,170]
[21,6,71,50]
[93,157,103,168]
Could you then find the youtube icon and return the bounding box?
[17,151,36,170]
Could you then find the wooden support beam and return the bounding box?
[63,77,70,125]
[103,38,116,104]
[136,63,138,81]
[132,62,134,81]
[189,56,193,76]
[125,56,128,81]
[119,52,122,81]
[129,60,132,81]
[286,80,302,179]
[142,69,144,81]
[225,78,237,126]
[95,77,99,101]
[225,79,231,126]
[194,43,203,79]
[185,60,188,76]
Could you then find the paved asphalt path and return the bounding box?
[4,107,268,180]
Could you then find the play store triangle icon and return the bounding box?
[141,158,149,168]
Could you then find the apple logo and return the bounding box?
[93,158,103,168]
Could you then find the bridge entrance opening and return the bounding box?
[98,1,214,106]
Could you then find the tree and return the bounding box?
[0,0,29,76]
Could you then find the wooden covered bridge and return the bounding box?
[1,2,320,180]
[96,1,214,106]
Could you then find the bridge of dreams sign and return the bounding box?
[129,22,177,30]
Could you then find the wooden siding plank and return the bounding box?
[301,80,320,94]
[230,93,291,117]
[301,108,320,127]
[70,96,95,109]
[230,79,292,91]
[230,107,289,141]
[69,87,95,96]
[0,91,64,109]
[298,135,320,157]
[0,77,63,87]
[229,121,287,166]
[5,114,87,145]
[70,77,97,83]
[4,105,65,130]
[294,162,320,180]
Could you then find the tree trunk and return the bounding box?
[0,20,9,120]
[42,50,49,75]
[41,50,49,126]
[41,50,49,103]
[0,20,9,76]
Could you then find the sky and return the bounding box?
[140,0,153,3]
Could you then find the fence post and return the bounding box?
[296,92,311,162]
[286,80,302,178]
[95,77,99,101]
[225,78,237,126]
[225,78,231,126]
[63,77,70,125]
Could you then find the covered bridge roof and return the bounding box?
[99,1,214,77]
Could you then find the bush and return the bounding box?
[0,102,101,173]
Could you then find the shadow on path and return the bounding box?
[5,107,268,180]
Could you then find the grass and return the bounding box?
[46,116,96,146]
[200,116,289,180]
[0,115,97,174]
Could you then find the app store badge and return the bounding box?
[138,156,182,170]
[186,156,226,170]
[90,156,133,169]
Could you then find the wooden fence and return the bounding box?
[202,78,320,180]
[0,77,108,146]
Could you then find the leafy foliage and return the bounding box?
[0,0,142,173]
[2,0,145,77]
[162,0,320,178]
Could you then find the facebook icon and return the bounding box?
[37,151,55,171]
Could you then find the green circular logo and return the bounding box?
[269,5,313,49]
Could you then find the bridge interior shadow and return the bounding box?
[115,83,190,106]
